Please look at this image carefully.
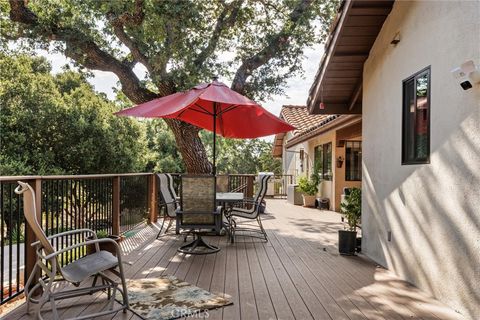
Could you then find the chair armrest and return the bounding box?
[31,228,97,247]
[42,238,122,261]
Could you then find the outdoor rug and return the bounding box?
[118,276,232,320]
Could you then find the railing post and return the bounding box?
[148,174,158,224]
[112,176,121,236]
[24,178,42,289]
[246,175,254,198]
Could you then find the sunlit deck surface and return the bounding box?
[6,199,461,320]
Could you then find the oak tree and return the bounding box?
[2,0,338,173]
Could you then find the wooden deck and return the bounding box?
[5,199,462,320]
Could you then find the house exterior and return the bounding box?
[307,0,480,319]
[273,105,362,211]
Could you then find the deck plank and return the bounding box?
[4,200,463,320]
[244,235,277,320]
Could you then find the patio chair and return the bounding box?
[225,175,271,243]
[176,175,222,254]
[166,173,180,201]
[216,175,229,193]
[156,173,179,238]
[15,181,129,320]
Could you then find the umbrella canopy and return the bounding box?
[115,80,295,139]
[116,80,295,174]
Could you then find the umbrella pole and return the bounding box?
[212,102,216,176]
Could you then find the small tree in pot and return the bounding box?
[86,230,122,257]
[297,173,320,207]
[339,188,361,255]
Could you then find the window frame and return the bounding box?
[313,142,332,181]
[345,140,362,181]
[401,66,431,165]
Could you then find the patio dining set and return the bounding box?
[10,79,292,319]
[13,173,271,319]
[156,173,271,255]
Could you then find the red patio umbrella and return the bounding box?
[116,79,295,174]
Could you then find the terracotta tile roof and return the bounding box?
[280,105,335,136]
[273,105,339,157]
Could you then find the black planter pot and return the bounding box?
[86,235,121,256]
[338,230,357,255]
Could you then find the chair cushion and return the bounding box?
[61,250,118,284]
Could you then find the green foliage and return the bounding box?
[145,119,185,173]
[340,188,361,232]
[297,175,318,196]
[1,0,340,172]
[95,230,109,239]
[1,0,340,102]
[200,131,281,174]
[0,53,147,175]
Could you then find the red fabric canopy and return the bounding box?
[115,81,295,138]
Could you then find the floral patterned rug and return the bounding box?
[118,276,232,320]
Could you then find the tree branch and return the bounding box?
[107,0,153,74]
[231,0,313,94]
[9,0,157,104]
[193,0,243,69]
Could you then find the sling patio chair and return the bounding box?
[156,173,179,239]
[15,181,129,320]
[176,175,222,254]
[225,175,271,243]
[166,173,180,201]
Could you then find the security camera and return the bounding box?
[451,60,480,90]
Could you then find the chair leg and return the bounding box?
[49,296,59,320]
[117,260,129,312]
[164,218,173,234]
[37,272,56,320]
[257,216,268,242]
[24,263,39,314]
[231,218,236,244]
[156,210,169,239]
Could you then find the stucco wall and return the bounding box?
[362,1,480,318]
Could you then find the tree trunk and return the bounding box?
[127,84,212,174]
[164,119,212,174]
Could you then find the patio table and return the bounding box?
[216,192,244,204]
[216,192,244,236]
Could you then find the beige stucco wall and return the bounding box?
[362,1,480,319]
[283,127,362,211]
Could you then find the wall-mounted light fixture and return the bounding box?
[390,32,400,45]
[336,156,344,168]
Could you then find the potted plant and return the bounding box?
[86,230,122,256]
[297,174,319,207]
[339,188,361,255]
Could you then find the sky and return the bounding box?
[40,44,324,140]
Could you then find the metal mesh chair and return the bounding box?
[15,181,129,320]
[225,175,271,243]
[176,175,222,254]
[216,175,229,193]
[156,173,179,238]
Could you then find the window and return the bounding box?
[402,67,430,164]
[314,143,332,181]
[345,141,362,181]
